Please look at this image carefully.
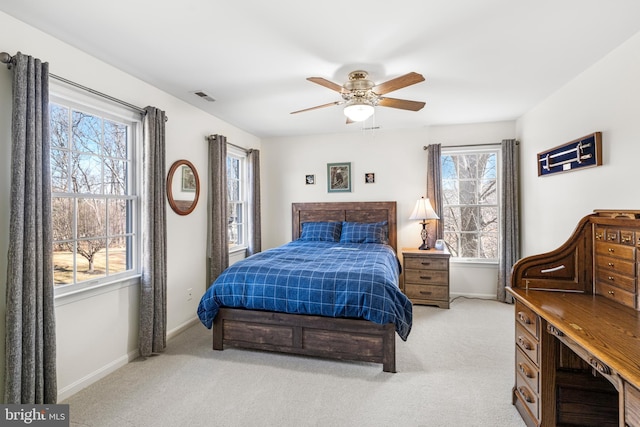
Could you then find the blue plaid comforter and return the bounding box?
[197,240,412,340]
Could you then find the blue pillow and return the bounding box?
[299,221,342,242]
[339,221,388,244]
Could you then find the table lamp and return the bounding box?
[409,197,439,250]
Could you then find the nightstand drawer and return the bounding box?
[405,283,448,300]
[404,257,448,271]
[404,269,448,285]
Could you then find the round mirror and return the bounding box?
[167,159,200,215]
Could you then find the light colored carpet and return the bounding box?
[63,297,525,427]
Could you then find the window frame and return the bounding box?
[440,145,501,264]
[227,145,248,253]
[50,83,142,298]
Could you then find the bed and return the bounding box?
[197,201,411,372]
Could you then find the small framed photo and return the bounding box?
[365,173,375,184]
[305,174,315,185]
[327,162,351,193]
[181,165,196,192]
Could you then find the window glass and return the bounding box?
[50,94,139,290]
[441,149,499,261]
[227,149,247,249]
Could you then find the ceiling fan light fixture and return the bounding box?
[343,101,375,122]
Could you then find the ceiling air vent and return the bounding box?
[192,91,216,102]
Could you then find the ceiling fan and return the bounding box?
[291,70,426,123]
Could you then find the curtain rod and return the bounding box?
[423,141,518,150]
[206,135,252,153]
[1,52,168,121]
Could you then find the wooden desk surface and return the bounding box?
[508,287,640,388]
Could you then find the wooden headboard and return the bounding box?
[291,201,397,253]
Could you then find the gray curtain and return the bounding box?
[139,106,167,357]
[4,52,57,403]
[206,134,229,286]
[246,149,261,256]
[426,143,443,248]
[497,139,520,303]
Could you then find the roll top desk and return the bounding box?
[507,210,640,427]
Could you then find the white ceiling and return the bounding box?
[2,0,640,138]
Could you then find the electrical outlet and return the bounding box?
[187,288,193,301]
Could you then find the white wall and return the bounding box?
[0,11,260,401]
[516,30,640,257]
[261,120,516,300]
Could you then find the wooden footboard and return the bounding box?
[213,307,396,372]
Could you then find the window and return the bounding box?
[441,147,500,261]
[50,91,141,292]
[227,147,247,250]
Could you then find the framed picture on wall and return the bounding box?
[305,174,315,185]
[365,173,375,183]
[327,162,351,193]
[181,165,197,192]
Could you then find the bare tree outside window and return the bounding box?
[50,102,136,286]
[441,150,499,260]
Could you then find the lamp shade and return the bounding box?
[344,100,374,122]
[409,197,439,221]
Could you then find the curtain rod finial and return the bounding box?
[0,52,13,65]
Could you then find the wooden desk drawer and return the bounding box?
[516,323,539,365]
[515,373,539,420]
[596,241,635,261]
[516,347,539,394]
[596,269,636,293]
[404,269,448,285]
[621,230,635,245]
[404,257,448,271]
[515,300,539,339]
[596,254,636,276]
[626,382,640,427]
[596,281,637,309]
[405,283,448,301]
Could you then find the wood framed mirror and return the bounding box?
[167,159,200,215]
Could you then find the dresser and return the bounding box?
[402,248,450,308]
[508,210,640,427]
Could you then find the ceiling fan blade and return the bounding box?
[307,77,344,93]
[378,97,426,111]
[290,101,342,114]
[373,72,425,95]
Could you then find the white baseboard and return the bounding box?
[167,317,199,341]
[58,348,139,402]
[58,316,199,402]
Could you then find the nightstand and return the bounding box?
[402,247,451,309]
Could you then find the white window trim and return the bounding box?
[50,82,143,298]
[227,145,248,253]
